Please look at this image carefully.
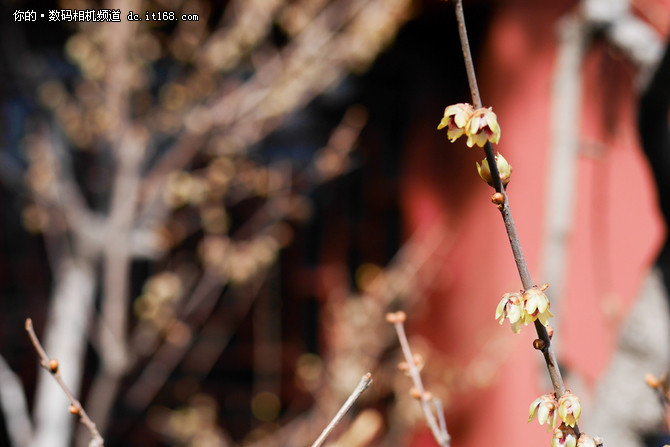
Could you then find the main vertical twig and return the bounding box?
[452,0,577,435]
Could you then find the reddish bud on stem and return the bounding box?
[385,311,407,324]
[546,326,554,339]
[645,373,661,389]
[491,192,504,205]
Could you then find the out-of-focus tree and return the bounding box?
[0,0,435,445]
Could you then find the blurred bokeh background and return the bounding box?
[2,0,670,446]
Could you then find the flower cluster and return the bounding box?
[551,424,577,447]
[549,426,599,447]
[529,392,581,429]
[528,394,559,431]
[437,103,501,147]
[529,392,588,446]
[495,285,553,333]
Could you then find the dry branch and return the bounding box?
[311,372,373,447]
[387,312,450,447]
[25,318,104,447]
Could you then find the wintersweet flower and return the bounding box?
[437,103,474,142]
[558,392,581,427]
[528,394,559,431]
[576,435,598,447]
[465,107,501,147]
[495,292,524,333]
[522,286,553,326]
[476,153,512,187]
[552,424,577,447]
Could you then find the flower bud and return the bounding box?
[558,392,581,427]
[385,311,407,324]
[491,192,504,205]
[477,153,512,187]
[48,359,59,373]
[529,394,559,431]
[645,373,661,389]
[552,424,577,447]
[547,325,554,339]
[412,353,425,371]
[577,435,598,447]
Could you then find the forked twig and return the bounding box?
[387,312,450,446]
[25,318,104,447]
[311,372,373,447]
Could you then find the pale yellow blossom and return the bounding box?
[465,107,501,147]
[495,292,524,333]
[558,392,581,427]
[437,103,474,142]
[552,424,577,447]
[523,287,553,326]
[528,394,559,431]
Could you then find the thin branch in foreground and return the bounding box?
[387,311,450,447]
[25,318,104,447]
[311,372,373,447]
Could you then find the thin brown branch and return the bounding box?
[388,312,450,446]
[25,318,104,447]
[454,0,481,108]
[311,372,373,447]
[452,0,579,437]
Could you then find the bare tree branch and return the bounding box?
[311,372,372,447]
[387,312,450,447]
[26,318,104,447]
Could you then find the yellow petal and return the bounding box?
[490,126,501,144]
[447,126,464,142]
[529,398,541,421]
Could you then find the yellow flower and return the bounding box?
[552,424,577,447]
[529,394,559,431]
[495,292,524,333]
[476,153,512,187]
[558,392,581,427]
[437,103,474,143]
[466,107,501,147]
[523,287,553,326]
